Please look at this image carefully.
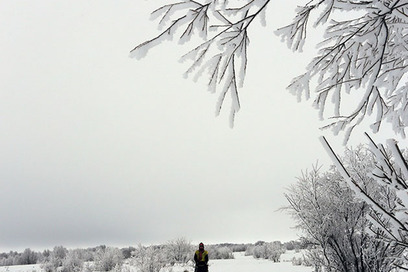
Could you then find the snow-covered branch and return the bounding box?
[131,0,270,126]
[278,0,408,141]
[320,135,408,250]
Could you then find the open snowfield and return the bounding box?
[208,252,312,272]
[0,252,313,272]
[0,265,42,272]
[160,251,313,272]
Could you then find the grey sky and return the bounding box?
[0,1,391,253]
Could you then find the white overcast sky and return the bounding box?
[0,1,398,252]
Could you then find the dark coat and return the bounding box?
[194,250,208,272]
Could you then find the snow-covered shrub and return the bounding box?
[229,244,247,252]
[286,147,405,272]
[121,247,136,260]
[82,262,93,272]
[19,248,38,265]
[300,255,313,267]
[42,262,55,272]
[252,246,262,259]
[164,238,193,264]
[52,246,68,263]
[291,255,312,267]
[283,240,304,251]
[131,245,167,272]
[303,249,323,272]
[323,137,408,251]
[207,246,233,260]
[60,250,83,272]
[291,257,302,266]
[249,242,284,262]
[244,246,253,256]
[94,247,123,272]
[41,246,68,272]
[267,242,285,262]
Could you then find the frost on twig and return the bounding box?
[277,0,408,142]
[130,0,270,126]
[321,134,408,249]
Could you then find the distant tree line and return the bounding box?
[0,238,306,269]
[0,245,131,267]
[0,248,41,266]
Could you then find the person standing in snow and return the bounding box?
[194,242,208,272]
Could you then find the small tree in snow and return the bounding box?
[20,248,38,265]
[61,250,84,272]
[131,245,168,272]
[165,237,193,264]
[266,241,285,262]
[42,246,68,272]
[247,241,284,261]
[207,246,234,259]
[320,135,408,265]
[93,247,124,272]
[286,149,404,272]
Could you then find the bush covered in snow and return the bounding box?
[93,247,123,272]
[286,146,406,272]
[164,238,193,264]
[131,245,168,272]
[206,246,233,260]
[60,250,84,272]
[41,246,68,272]
[245,241,285,262]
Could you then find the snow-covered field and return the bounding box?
[0,265,42,272]
[0,252,312,272]
[209,252,312,272]
[165,252,312,272]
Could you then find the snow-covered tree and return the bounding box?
[264,241,285,262]
[286,152,403,272]
[245,241,284,261]
[41,246,68,272]
[207,245,234,259]
[93,247,124,272]
[19,248,38,265]
[60,250,84,272]
[165,237,193,264]
[320,135,408,266]
[131,245,168,272]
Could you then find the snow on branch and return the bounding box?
[131,0,270,126]
[320,134,408,247]
[278,0,408,142]
[132,0,408,137]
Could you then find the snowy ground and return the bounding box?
[0,265,42,272]
[171,252,312,272]
[210,252,312,272]
[0,251,313,272]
